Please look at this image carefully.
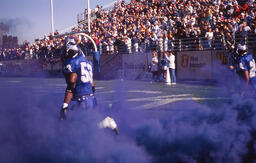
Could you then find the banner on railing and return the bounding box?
[177,51,213,80]
[122,54,148,80]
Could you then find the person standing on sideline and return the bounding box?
[161,52,169,80]
[167,51,176,84]
[151,51,159,82]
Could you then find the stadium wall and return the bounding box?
[0,56,94,77]
[119,49,256,81]
[176,51,213,80]
[120,51,217,81]
[1,49,256,79]
[122,54,149,80]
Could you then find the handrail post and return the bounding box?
[179,39,181,52]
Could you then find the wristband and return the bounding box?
[62,103,69,108]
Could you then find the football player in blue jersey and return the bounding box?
[60,38,96,120]
[60,38,119,134]
[236,44,256,90]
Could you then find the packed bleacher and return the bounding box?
[1,0,256,61]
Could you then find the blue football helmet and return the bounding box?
[236,44,247,57]
[65,38,79,58]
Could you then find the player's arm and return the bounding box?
[239,61,250,85]
[91,79,96,94]
[60,72,77,120]
[243,70,250,84]
[64,72,77,104]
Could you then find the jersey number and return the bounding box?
[80,62,92,83]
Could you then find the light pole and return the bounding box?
[50,0,55,36]
[87,0,91,33]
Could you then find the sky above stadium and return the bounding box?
[0,0,120,44]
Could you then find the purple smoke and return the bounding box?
[0,79,150,163]
[0,60,256,163]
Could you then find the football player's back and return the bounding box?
[74,54,93,98]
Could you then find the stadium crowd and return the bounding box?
[1,0,256,61]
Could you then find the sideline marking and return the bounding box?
[128,90,162,94]
[128,94,231,110]
[7,81,23,83]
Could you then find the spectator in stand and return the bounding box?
[114,35,125,53]
[205,28,214,48]
[124,35,132,54]
[54,30,59,36]
[163,34,169,52]
[108,36,115,54]
[239,21,252,37]
[158,34,164,53]
[132,34,139,53]
[2,0,256,60]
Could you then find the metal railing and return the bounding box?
[77,1,117,25]
[84,34,256,56]
[1,34,255,62]
[77,10,97,25]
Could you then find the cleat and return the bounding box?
[98,116,119,135]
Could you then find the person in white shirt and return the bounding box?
[240,21,251,37]
[108,37,114,54]
[167,51,176,84]
[124,36,132,54]
[205,28,214,48]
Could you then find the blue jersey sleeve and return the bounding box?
[238,53,256,72]
[239,56,249,71]
[63,58,79,74]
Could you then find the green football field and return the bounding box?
[0,77,230,111]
